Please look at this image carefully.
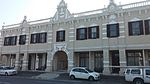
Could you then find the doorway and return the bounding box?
[110,50,120,74]
[53,51,68,71]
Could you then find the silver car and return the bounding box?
[0,66,17,76]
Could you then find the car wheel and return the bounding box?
[133,79,144,84]
[5,72,8,76]
[70,75,75,80]
[88,76,94,81]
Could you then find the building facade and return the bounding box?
[1,0,150,75]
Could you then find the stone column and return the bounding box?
[103,49,110,75]
[22,53,28,71]
[46,52,53,72]
[15,53,20,70]
[119,49,126,75]
[35,54,39,70]
[68,51,74,72]
[89,52,94,70]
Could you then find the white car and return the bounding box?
[0,66,17,76]
[69,67,100,81]
[125,68,150,84]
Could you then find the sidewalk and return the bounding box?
[32,72,59,80]
[27,71,68,80]
[17,71,125,81]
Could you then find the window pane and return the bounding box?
[132,22,140,35]
[131,69,140,74]
[126,51,143,66]
[79,29,85,39]
[31,34,37,43]
[56,31,65,42]
[107,23,119,37]
[19,35,26,45]
[129,21,143,36]
[146,70,150,75]
[39,33,47,43]
[110,25,117,37]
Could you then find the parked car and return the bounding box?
[0,66,17,76]
[69,67,100,81]
[124,68,150,84]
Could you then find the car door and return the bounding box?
[144,69,150,83]
[0,67,4,75]
[125,69,132,81]
[79,69,89,79]
[73,69,80,78]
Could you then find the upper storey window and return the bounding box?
[4,36,17,46]
[128,21,143,36]
[30,32,47,44]
[107,23,119,38]
[88,26,99,39]
[56,30,65,42]
[76,28,87,40]
[144,19,150,35]
[19,35,26,45]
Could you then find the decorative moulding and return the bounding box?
[90,23,98,27]
[147,17,150,20]
[130,17,141,22]
[78,25,86,28]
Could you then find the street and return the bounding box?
[0,75,129,84]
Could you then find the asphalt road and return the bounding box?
[0,75,129,84]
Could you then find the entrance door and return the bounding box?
[53,51,68,71]
[110,50,120,74]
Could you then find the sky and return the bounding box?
[0,0,145,28]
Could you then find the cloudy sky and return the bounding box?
[0,0,145,28]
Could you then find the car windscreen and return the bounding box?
[86,68,93,73]
[4,67,14,70]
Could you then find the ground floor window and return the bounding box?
[126,50,143,66]
[78,52,89,68]
[93,51,103,73]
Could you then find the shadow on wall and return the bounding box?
[94,67,104,73]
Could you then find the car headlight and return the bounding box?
[95,74,98,76]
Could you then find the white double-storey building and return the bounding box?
[0,0,150,75]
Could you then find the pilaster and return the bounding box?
[46,52,53,72]
[89,52,94,70]
[68,51,74,72]
[15,53,20,70]
[22,53,28,71]
[119,49,126,75]
[103,49,110,75]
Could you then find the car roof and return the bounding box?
[126,68,150,70]
[72,67,87,69]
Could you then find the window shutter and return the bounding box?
[4,37,7,46]
[145,20,149,35]
[107,24,110,37]
[139,20,144,35]
[76,29,79,40]
[88,27,91,39]
[31,34,33,43]
[14,36,17,45]
[45,33,47,43]
[56,31,59,42]
[36,33,39,43]
[85,28,87,39]
[63,31,65,41]
[96,26,99,38]
[128,22,132,36]
[19,36,21,44]
[117,23,120,37]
